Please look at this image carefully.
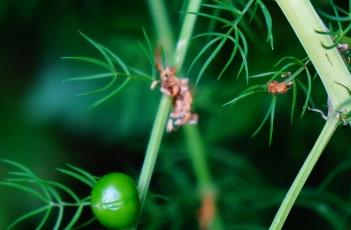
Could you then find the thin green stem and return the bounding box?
[269,115,339,230]
[148,0,223,229]
[183,126,211,190]
[147,0,175,56]
[137,0,202,220]
[174,0,201,69]
[51,201,91,207]
[137,96,171,208]
[183,126,223,230]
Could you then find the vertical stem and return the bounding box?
[148,0,223,229]
[183,126,223,230]
[174,0,201,69]
[269,1,351,229]
[183,126,211,190]
[137,0,202,219]
[275,0,351,110]
[147,0,175,56]
[137,96,171,208]
[269,115,339,230]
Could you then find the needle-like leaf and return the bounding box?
[251,96,276,140]
[257,0,273,49]
[6,206,50,230]
[300,68,313,118]
[1,160,98,229]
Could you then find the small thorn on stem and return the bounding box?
[281,72,291,78]
[150,80,159,90]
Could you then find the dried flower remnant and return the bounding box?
[169,78,198,131]
[151,53,198,132]
[158,66,180,97]
[267,80,292,95]
[337,43,350,52]
[337,43,351,64]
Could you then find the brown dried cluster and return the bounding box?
[267,80,292,95]
[151,62,198,132]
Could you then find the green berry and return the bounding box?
[91,173,140,229]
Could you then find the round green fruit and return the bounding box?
[91,173,140,229]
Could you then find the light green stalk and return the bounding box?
[269,114,338,230]
[275,0,351,110]
[270,1,351,229]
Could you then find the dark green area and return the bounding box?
[0,0,350,229]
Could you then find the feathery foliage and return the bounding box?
[0,160,97,230]
[224,56,316,144]
[186,0,273,86]
[63,32,154,110]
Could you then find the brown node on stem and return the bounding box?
[267,80,292,95]
[151,47,198,132]
[198,191,216,230]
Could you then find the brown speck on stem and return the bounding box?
[325,53,333,66]
[198,191,216,230]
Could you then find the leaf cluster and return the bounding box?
[0,160,97,230]
[224,56,316,145]
[186,0,273,86]
[63,31,154,110]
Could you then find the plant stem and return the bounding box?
[173,0,201,69]
[137,0,202,213]
[183,126,223,230]
[137,96,171,209]
[275,0,351,111]
[269,115,339,230]
[269,1,351,229]
[148,0,223,228]
[183,126,211,190]
[147,0,175,56]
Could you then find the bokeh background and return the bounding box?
[0,0,350,229]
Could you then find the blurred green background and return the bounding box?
[0,0,351,229]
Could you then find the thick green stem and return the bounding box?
[270,0,351,229]
[275,0,351,111]
[269,115,339,230]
